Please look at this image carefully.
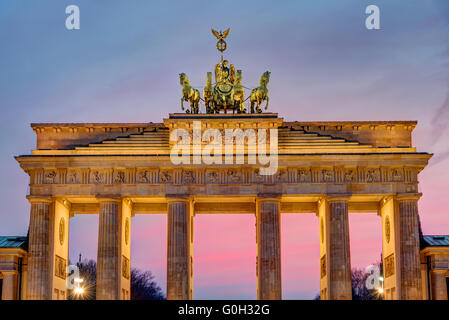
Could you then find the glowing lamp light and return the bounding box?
[378,288,384,294]
[74,277,84,283]
[74,287,84,295]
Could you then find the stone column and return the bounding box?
[397,196,422,300]
[430,270,448,300]
[167,198,192,300]
[26,198,52,300]
[96,199,122,300]
[318,197,351,300]
[1,272,18,300]
[256,198,281,300]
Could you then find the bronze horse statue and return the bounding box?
[250,71,270,113]
[180,73,200,114]
[203,72,216,113]
[232,70,245,113]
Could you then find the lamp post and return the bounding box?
[73,277,85,297]
[377,276,384,295]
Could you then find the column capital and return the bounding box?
[0,270,19,276]
[324,194,351,202]
[97,197,122,204]
[26,196,53,204]
[166,194,190,203]
[431,269,448,274]
[396,193,422,201]
[256,193,281,203]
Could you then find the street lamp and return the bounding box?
[73,277,85,297]
[74,287,85,295]
[377,276,384,296]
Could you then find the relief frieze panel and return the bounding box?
[30,165,418,186]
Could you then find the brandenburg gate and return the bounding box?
[16,113,431,300]
[15,29,432,300]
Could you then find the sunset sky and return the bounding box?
[1,0,449,299]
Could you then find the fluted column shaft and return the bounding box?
[96,200,121,300]
[1,273,18,300]
[328,199,351,300]
[398,199,422,299]
[26,199,52,300]
[167,200,191,300]
[256,199,281,300]
[430,270,448,300]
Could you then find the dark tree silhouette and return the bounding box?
[69,257,165,300]
[130,268,165,300]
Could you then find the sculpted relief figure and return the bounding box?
[92,171,104,184]
[321,169,334,182]
[207,170,219,183]
[275,169,287,183]
[68,171,79,184]
[298,168,311,182]
[366,168,380,183]
[160,171,172,183]
[183,170,195,184]
[138,170,151,183]
[44,170,57,184]
[254,168,265,182]
[344,169,356,182]
[114,170,126,184]
[227,169,241,182]
[392,168,403,181]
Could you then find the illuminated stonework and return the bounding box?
[15,113,432,300]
